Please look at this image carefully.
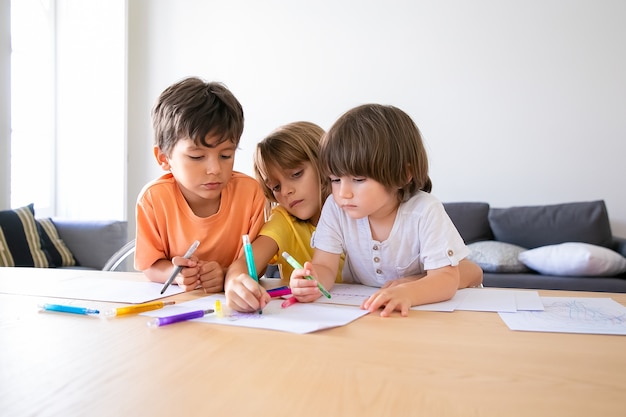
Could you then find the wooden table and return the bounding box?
[1,268,625,417]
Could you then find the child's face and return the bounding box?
[157,135,236,215]
[265,161,321,225]
[329,175,398,220]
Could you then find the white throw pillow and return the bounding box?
[518,242,626,276]
[467,241,530,273]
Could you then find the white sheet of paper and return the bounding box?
[499,297,626,335]
[315,284,542,313]
[0,274,184,303]
[142,294,369,334]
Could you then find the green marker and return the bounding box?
[281,251,331,299]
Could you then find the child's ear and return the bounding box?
[154,146,171,171]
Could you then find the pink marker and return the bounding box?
[267,286,292,298]
[281,297,298,309]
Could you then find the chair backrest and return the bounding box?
[102,239,136,271]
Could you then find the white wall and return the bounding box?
[0,0,10,209]
[127,0,626,238]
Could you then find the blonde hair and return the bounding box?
[253,121,329,214]
[321,104,432,202]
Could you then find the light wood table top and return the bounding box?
[1,268,625,417]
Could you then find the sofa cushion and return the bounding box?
[443,202,493,244]
[519,242,626,277]
[488,200,613,249]
[0,204,50,267]
[467,241,531,273]
[52,219,128,270]
[37,218,77,267]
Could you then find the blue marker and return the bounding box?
[40,303,100,315]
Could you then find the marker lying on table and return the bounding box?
[267,286,292,298]
[102,301,176,318]
[161,240,200,294]
[281,251,332,299]
[242,234,263,314]
[39,303,100,315]
[281,297,299,309]
[147,308,214,327]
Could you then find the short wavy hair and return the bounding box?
[321,104,432,202]
[254,121,329,207]
[151,77,244,155]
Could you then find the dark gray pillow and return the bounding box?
[443,202,493,244]
[488,200,613,249]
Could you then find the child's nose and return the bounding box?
[205,157,221,174]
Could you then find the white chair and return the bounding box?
[102,239,136,271]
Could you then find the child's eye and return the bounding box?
[188,155,204,161]
[270,184,281,192]
[292,170,303,179]
[220,154,233,160]
[354,177,366,183]
[329,177,340,183]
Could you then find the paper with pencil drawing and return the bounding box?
[499,297,626,335]
[142,294,369,334]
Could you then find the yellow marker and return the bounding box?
[102,301,176,317]
[215,300,224,318]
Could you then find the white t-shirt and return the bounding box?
[312,191,469,287]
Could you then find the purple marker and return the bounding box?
[147,308,214,327]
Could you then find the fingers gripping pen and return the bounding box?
[281,251,331,299]
[161,240,200,294]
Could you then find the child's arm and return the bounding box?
[224,235,276,312]
[458,259,483,288]
[289,249,340,303]
[361,265,460,317]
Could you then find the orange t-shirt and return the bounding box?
[134,171,266,271]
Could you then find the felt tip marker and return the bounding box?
[147,308,214,327]
[161,240,200,294]
[281,297,299,309]
[267,286,292,298]
[281,252,332,299]
[39,303,100,315]
[242,234,258,282]
[242,234,263,314]
[102,301,176,317]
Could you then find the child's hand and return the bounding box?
[171,255,202,292]
[289,261,322,303]
[361,285,412,317]
[197,260,226,294]
[225,273,270,312]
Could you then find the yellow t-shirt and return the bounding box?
[260,205,343,282]
[134,172,266,271]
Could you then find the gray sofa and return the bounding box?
[52,219,131,270]
[444,200,626,293]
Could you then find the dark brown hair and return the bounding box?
[151,77,244,155]
[321,104,432,202]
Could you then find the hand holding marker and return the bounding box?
[281,251,331,299]
[161,240,200,294]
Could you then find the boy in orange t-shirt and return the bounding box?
[135,77,266,293]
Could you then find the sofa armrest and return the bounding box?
[52,219,129,270]
[614,237,626,258]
